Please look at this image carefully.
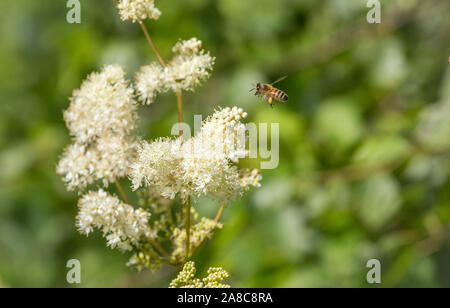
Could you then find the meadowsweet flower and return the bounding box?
[129,137,184,197]
[169,261,230,288]
[180,142,243,201]
[180,107,252,201]
[76,189,152,251]
[134,63,164,105]
[135,38,215,104]
[58,65,140,191]
[172,37,203,55]
[195,106,248,162]
[129,107,261,202]
[57,135,139,191]
[64,65,138,143]
[164,38,215,92]
[117,0,161,23]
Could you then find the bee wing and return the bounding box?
[270,76,287,86]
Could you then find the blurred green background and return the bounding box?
[0,0,449,287]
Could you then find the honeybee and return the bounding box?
[250,76,288,108]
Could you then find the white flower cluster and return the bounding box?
[130,107,261,202]
[77,189,152,251]
[165,38,215,92]
[57,65,139,191]
[117,0,161,23]
[63,65,137,143]
[57,136,139,191]
[135,38,215,104]
[196,106,248,162]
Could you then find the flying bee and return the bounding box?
[250,76,288,108]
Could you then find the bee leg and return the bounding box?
[268,97,273,108]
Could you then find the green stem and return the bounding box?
[138,20,168,67]
[185,196,191,259]
[176,91,184,138]
[214,203,226,224]
[115,179,131,205]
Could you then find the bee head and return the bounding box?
[249,83,261,94]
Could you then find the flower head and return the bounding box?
[57,136,140,191]
[58,65,140,191]
[196,106,248,162]
[129,107,261,202]
[117,0,161,23]
[64,65,138,143]
[164,38,215,92]
[76,189,152,251]
[134,63,164,105]
[129,137,184,198]
[135,38,215,104]
[172,38,203,55]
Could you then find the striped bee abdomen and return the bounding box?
[273,89,288,101]
[280,91,288,101]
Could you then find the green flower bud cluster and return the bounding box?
[170,261,230,288]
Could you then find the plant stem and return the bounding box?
[136,17,185,139]
[214,203,226,223]
[115,179,132,205]
[112,0,167,67]
[185,196,191,259]
[138,20,168,67]
[139,243,177,266]
[148,237,171,259]
[176,91,184,138]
